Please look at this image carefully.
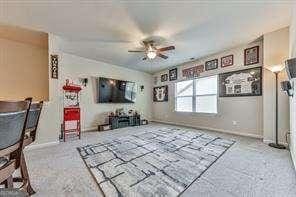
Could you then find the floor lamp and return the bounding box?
[268,65,286,149]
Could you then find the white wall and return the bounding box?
[60,53,152,131]
[153,41,264,138]
[33,34,152,145]
[289,4,296,170]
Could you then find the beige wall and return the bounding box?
[153,41,264,138]
[33,34,62,145]
[0,24,49,101]
[263,27,290,144]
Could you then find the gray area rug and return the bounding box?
[77,127,235,197]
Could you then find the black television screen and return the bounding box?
[97,77,136,103]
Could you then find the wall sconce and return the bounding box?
[79,78,88,87]
[281,81,293,97]
[140,85,144,92]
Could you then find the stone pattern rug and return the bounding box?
[77,127,235,197]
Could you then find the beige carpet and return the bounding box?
[23,123,296,197]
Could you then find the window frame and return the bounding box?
[175,75,218,114]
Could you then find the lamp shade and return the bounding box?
[269,65,284,73]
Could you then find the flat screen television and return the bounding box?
[96,77,136,103]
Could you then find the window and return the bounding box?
[175,80,193,112]
[175,75,217,113]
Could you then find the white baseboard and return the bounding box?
[83,126,98,132]
[25,141,59,151]
[263,139,288,146]
[152,120,263,139]
[290,145,296,172]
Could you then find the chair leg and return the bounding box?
[20,152,36,195]
[63,123,66,142]
[5,176,13,188]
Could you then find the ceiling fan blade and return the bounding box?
[128,50,145,52]
[158,46,175,52]
[142,57,147,60]
[157,53,168,59]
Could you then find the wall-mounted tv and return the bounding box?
[96,77,136,103]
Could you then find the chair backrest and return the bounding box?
[0,100,31,153]
[25,101,43,141]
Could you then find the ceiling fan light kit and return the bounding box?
[128,40,175,60]
[147,51,157,59]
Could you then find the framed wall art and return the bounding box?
[182,65,204,79]
[221,55,234,67]
[161,74,168,82]
[244,46,259,66]
[50,54,59,79]
[153,85,168,102]
[205,59,218,71]
[219,67,262,97]
[169,68,178,81]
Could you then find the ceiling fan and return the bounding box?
[128,40,175,60]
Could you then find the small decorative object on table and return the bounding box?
[205,59,218,71]
[128,110,134,115]
[141,119,148,125]
[115,108,124,116]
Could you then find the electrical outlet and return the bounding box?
[232,121,237,125]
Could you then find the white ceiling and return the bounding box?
[0,1,292,73]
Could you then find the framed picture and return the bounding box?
[50,54,58,79]
[153,85,168,102]
[219,67,262,97]
[182,65,204,79]
[244,46,259,66]
[205,59,218,71]
[161,74,168,82]
[169,68,178,81]
[221,55,234,67]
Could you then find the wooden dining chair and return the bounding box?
[0,99,31,192]
[13,100,43,195]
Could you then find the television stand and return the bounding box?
[108,115,140,129]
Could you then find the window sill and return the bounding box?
[174,111,218,117]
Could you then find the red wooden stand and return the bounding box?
[62,84,82,142]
